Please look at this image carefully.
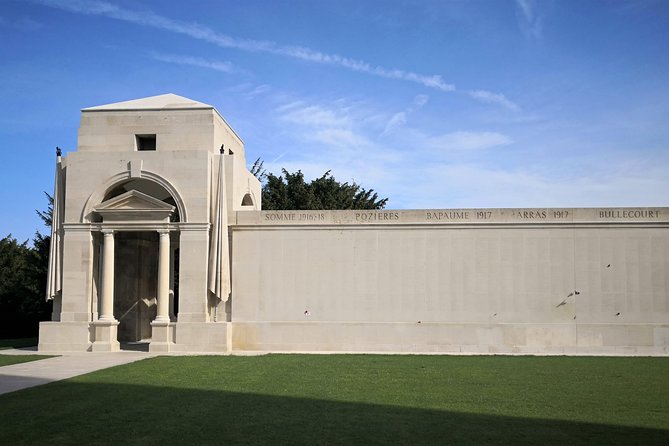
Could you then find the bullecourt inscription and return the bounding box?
[599,210,658,219]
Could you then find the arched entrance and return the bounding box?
[90,178,181,352]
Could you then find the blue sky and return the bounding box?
[1,0,668,243]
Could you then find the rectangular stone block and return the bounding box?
[38,321,92,352]
[171,322,229,353]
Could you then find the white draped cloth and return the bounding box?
[46,154,63,301]
[207,153,231,302]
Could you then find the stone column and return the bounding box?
[150,229,173,352]
[155,230,170,323]
[169,235,177,321]
[91,229,120,352]
[99,230,116,321]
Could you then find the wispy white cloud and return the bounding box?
[469,90,520,111]
[381,112,407,137]
[35,0,455,93]
[34,0,525,109]
[278,102,352,128]
[312,128,372,149]
[413,94,429,109]
[426,131,512,151]
[407,157,669,209]
[151,53,235,73]
[515,0,543,40]
[246,84,271,98]
[270,97,404,185]
[257,91,669,210]
[0,15,44,31]
[381,94,429,136]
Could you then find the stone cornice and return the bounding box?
[233,207,669,228]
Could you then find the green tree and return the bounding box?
[0,195,52,338]
[253,159,388,210]
[0,235,50,338]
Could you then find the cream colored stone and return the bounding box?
[40,94,259,353]
[39,94,669,355]
[91,320,120,352]
[38,322,91,352]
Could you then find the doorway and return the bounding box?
[114,231,158,342]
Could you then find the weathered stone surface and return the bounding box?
[39,94,669,355]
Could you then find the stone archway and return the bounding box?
[80,170,189,224]
[90,189,178,352]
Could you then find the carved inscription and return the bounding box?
[265,212,325,222]
[257,208,663,225]
[599,210,659,219]
[426,211,470,220]
[516,210,547,219]
[355,211,399,222]
[265,213,295,221]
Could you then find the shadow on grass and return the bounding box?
[0,373,58,395]
[0,381,666,446]
[0,337,38,350]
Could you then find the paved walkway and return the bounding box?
[0,349,153,395]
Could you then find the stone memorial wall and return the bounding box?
[230,207,669,354]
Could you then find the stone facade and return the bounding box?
[39,94,669,355]
[39,94,260,353]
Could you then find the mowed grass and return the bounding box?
[0,354,54,367]
[0,355,667,445]
[0,338,51,366]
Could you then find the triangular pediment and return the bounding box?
[94,190,175,223]
[83,94,213,111]
[96,190,175,212]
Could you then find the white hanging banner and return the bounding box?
[46,149,63,301]
[207,152,231,302]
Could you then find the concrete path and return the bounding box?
[0,349,153,395]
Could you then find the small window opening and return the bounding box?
[136,134,156,151]
[241,193,254,206]
[228,148,234,155]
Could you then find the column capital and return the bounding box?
[101,229,115,236]
[157,229,170,235]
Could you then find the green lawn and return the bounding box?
[0,355,667,445]
[0,355,54,367]
[0,337,38,350]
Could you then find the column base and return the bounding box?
[91,320,120,352]
[150,321,175,352]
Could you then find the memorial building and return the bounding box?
[38,94,669,355]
